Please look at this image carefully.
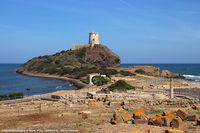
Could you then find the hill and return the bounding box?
[17,45,121,79]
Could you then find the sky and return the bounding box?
[0,0,200,63]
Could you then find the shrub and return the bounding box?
[44,64,58,74]
[76,47,87,58]
[8,92,24,99]
[189,125,197,129]
[99,69,118,76]
[108,80,135,91]
[135,69,145,74]
[0,95,8,101]
[55,60,60,65]
[59,67,73,76]
[119,70,136,76]
[80,79,89,84]
[92,76,110,86]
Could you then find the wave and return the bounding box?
[183,74,200,79]
[183,74,200,82]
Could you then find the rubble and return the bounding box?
[170,117,182,128]
[176,109,186,120]
[165,129,184,133]
[197,119,200,126]
[79,111,91,119]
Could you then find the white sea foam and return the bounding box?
[183,75,200,82]
[183,74,200,79]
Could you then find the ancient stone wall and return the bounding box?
[71,44,90,50]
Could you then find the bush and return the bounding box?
[108,80,135,91]
[135,69,145,74]
[80,79,89,84]
[0,95,8,101]
[99,69,118,76]
[59,67,73,76]
[119,70,136,76]
[92,76,110,86]
[44,64,59,74]
[8,92,24,99]
[76,47,87,58]
[189,125,197,129]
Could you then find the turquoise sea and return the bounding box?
[0,64,200,96]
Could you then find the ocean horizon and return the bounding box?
[0,63,200,96]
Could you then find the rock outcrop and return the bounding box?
[84,45,120,68]
[124,66,185,78]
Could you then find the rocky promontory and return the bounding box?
[123,66,185,78]
[17,45,120,79]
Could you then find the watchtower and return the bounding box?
[89,32,99,47]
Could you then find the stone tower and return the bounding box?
[89,32,99,47]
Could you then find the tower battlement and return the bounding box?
[89,32,99,47]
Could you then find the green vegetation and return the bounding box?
[144,108,165,115]
[119,70,136,76]
[17,45,129,79]
[92,76,110,86]
[0,92,24,101]
[108,80,135,91]
[0,95,8,101]
[80,79,89,84]
[188,125,197,129]
[135,69,145,74]
[8,92,24,99]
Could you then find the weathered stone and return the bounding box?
[170,117,182,128]
[79,111,91,119]
[197,119,200,126]
[165,129,184,133]
[176,109,186,120]
[121,112,133,122]
[148,115,164,126]
[186,114,198,121]
[162,116,172,126]
[134,109,144,119]
[192,104,200,110]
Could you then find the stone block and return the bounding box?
[192,104,200,110]
[170,117,182,128]
[162,116,172,126]
[165,129,184,133]
[163,111,171,116]
[148,118,162,126]
[79,111,91,119]
[134,109,144,119]
[121,131,143,133]
[186,114,198,121]
[176,109,187,120]
[121,112,133,122]
[197,119,200,126]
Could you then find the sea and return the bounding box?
[0,64,200,96]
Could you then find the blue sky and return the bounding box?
[0,0,200,63]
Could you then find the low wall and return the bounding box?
[71,44,90,50]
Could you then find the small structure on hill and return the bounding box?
[71,32,100,50]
